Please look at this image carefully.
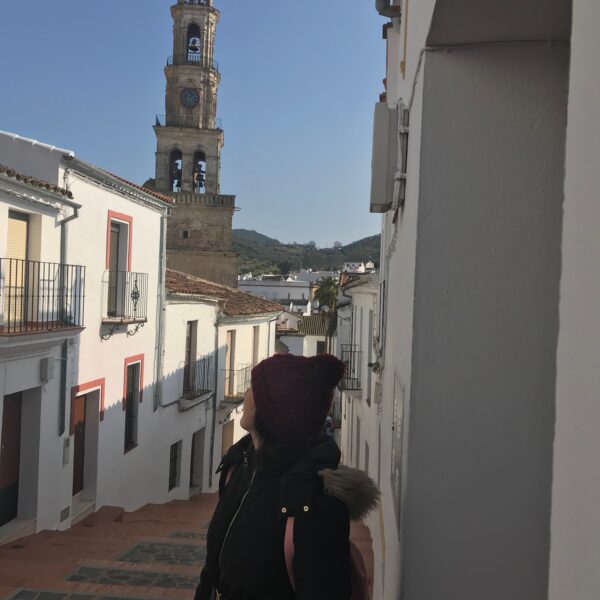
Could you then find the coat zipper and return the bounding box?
[219,452,256,569]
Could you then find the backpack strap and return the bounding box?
[283,517,296,591]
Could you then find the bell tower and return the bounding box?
[153,0,238,287]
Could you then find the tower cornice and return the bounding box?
[171,0,220,21]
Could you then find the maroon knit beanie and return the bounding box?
[251,353,345,443]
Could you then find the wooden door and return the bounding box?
[190,428,205,488]
[0,393,22,526]
[72,394,87,496]
[6,212,29,328]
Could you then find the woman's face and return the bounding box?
[240,386,256,433]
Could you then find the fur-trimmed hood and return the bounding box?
[319,465,380,520]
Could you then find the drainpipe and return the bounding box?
[154,212,169,411]
[267,315,278,356]
[208,316,220,489]
[57,191,82,436]
[376,0,401,18]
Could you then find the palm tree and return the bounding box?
[314,277,338,310]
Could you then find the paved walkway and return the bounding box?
[0,493,373,600]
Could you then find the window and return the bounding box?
[316,340,326,355]
[252,325,260,366]
[106,211,133,319]
[182,230,189,240]
[168,441,182,491]
[365,442,370,476]
[123,355,143,452]
[366,309,374,406]
[183,321,198,395]
[356,416,361,470]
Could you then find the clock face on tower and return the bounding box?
[180,88,200,109]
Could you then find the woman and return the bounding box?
[195,353,379,600]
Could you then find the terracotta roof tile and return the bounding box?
[166,269,283,317]
[98,169,175,205]
[0,164,74,199]
[297,314,331,337]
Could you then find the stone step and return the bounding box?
[26,530,203,548]
[13,581,192,600]
[47,523,206,540]
[72,559,201,578]
[76,507,125,528]
[65,563,199,591]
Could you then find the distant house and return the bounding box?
[239,279,310,302]
[343,262,366,274]
[293,269,340,284]
[278,314,331,358]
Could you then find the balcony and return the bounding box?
[102,271,148,323]
[166,55,220,73]
[223,365,252,404]
[155,115,222,130]
[340,344,362,391]
[179,354,215,411]
[0,258,85,335]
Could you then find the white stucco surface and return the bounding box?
[549,1,600,598]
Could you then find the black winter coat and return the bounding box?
[195,434,354,600]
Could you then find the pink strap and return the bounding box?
[225,465,236,486]
[284,516,296,590]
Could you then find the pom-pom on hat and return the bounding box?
[251,353,345,443]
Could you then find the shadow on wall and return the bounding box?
[64,344,245,509]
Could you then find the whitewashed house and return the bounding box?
[165,270,281,467]
[0,159,85,541]
[0,131,280,542]
[347,1,600,599]
[277,314,331,358]
[334,275,378,468]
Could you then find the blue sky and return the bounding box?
[0,1,385,247]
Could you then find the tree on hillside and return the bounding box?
[314,277,339,310]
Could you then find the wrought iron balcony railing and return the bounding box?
[102,271,148,322]
[0,258,85,335]
[340,344,362,391]
[223,365,252,404]
[155,114,222,130]
[166,55,220,72]
[183,354,215,400]
[178,0,211,6]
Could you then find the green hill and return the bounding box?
[233,229,380,275]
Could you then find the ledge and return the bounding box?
[178,390,213,412]
[101,317,148,325]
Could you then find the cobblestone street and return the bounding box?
[0,493,373,600]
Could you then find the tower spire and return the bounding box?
[153,0,238,287]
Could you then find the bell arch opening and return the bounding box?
[169,149,183,192]
[193,151,207,194]
[187,24,202,63]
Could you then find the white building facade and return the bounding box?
[0,132,280,542]
[341,1,593,599]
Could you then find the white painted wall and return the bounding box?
[239,280,310,301]
[549,2,600,598]
[0,132,71,186]
[278,334,305,357]
[209,315,278,485]
[361,1,572,598]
